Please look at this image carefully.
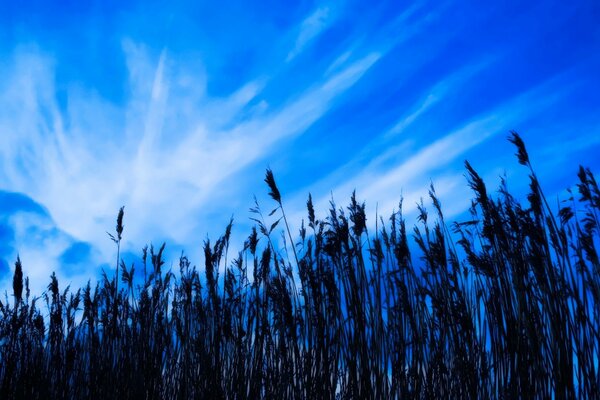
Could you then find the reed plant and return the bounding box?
[0,132,598,399]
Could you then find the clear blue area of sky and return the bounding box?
[0,0,598,293]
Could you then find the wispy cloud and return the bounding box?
[286,6,332,62]
[0,40,381,292]
[383,59,494,138]
[286,72,574,230]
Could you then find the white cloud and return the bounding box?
[286,6,332,62]
[0,43,380,292]
[283,72,568,232]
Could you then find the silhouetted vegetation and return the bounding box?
[0,132,598,399]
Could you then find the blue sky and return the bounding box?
[0,0,599,294]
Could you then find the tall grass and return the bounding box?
[0,132,598,399]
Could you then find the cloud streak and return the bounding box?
[286,6,332,62]
[0,39,382,292]
[285,68,578,231]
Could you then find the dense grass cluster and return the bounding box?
[0,133,599,399]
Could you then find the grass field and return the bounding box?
[1,132,598,399]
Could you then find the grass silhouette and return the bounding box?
[0,132,598,399]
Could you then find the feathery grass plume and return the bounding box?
[263,168,300,269]
[264,168,281,204]
[349,190,367,238]
[508,130,530,166]
[107,206,125,313]
[12,256,23,305]
[307,193,316,228]
[116,206,124,241]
